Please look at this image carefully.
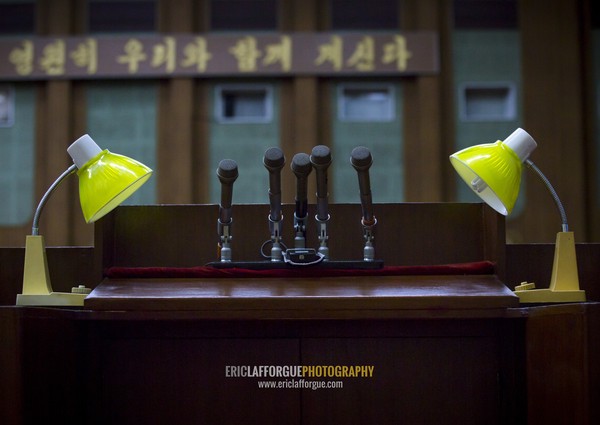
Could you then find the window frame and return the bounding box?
[0,84,15,128]
[337,83,396,122]
[214,83,274,124]
[458,81,518,122]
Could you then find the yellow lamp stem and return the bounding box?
[17,135,152,306]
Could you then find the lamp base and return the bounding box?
[18,235,90,307]
[514,231,586,303]
[514,285,586,303]
[16,292,88,306]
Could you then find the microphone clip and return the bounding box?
[315,214,330,260]
[360,216,377,262]
[218,218,233,262]
[293,212,307,248]
[268,214,284,262]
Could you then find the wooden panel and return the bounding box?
[86,334,300,424]
[302,336,502,425]
[94,203,505,268]
[157,79,195,203]
[0,309,22,425]
[0,308,528,424]
[18,310,88,424]
[525,304,590,425]
[156,0,195,204]
[518,0,587,242]
[401,0,445,201]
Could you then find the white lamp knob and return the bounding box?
[67,134,103,169]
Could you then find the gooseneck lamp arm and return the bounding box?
[31,164,77,236]
[525,159,569,232]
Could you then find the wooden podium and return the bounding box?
[8,203,596,424]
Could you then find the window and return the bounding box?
[210,0,277,31]
[215,84,273,123]
[0,85,15,127]
[459,82,517,121]
[338,84,395,122]
[454,0,517,29]
[0,84,35,226]
[88,0,156,33]
[0,1,35,35]
[330,0,398,30]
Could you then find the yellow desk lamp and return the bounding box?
[450,128,585,303]
[17,134,153,306]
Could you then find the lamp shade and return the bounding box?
[68,134,153,223]
[449,128,537,215]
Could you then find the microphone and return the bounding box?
[291,153,312,220]
[350,146,375,226]
[310,145,332,259]
[216,159,238,262]
[310,145,331,222]
[291,153,312,248]
[263,147,285,223]
[216,159,238,224]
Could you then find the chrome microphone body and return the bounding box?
[263,147,285,261]
[310,145,332,259]
[291,153,312,248]
[350,146,376,261]
[216,159,238,262]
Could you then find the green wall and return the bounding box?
[209,82,280,205]
[86,81,157,205]
[331,81,404,203]
[0,83,35,226]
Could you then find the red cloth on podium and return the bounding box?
[105,261,496,279]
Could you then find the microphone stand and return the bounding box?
[269,216,283,262]
[351,146,377,262]
[361,217,376,262]
[310,145,332,261]
[294,212,307,248]
[218,219,233,262]
[291,152,312,249]
[216,159,238,263]
[315,214,330,260]
[264,147,285,262]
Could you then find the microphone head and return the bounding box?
[217,159,239,184]
[310,145,332,168]
[291,153,312,178]
[350,146,373,171]
[263,147,285,171]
